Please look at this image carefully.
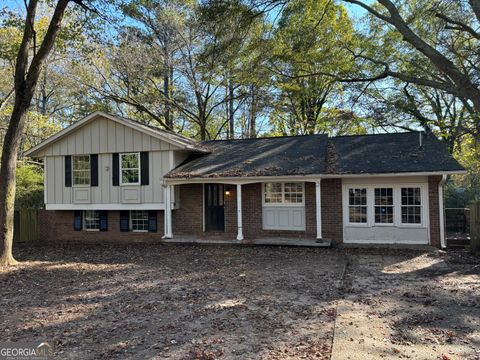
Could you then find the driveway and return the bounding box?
[0,243,478,359]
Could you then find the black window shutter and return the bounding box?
[120,210,130,232]
[140,152,149,185]
[112,153,119,186]
[74,210,82,231]
[148,210,157,232]
[99,210,108,231]
[65,156,72,187]
[90,154,98,186]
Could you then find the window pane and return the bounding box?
[349,188,367,206]
[374,188,393,205]
[284,182,303,203]
[131,210,149,231]
[265,183,282,203]
[401,187,421,205]
[84,210,100,230]
[375,206,393,223]
[401,206,421,224]
[121,153,139,169]
[122,169,139,184]
[73,156,90,186]
[349,206,367,223]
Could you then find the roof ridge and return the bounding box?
[331,131,420,139]
[202,134,327,143]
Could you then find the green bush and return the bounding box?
[15,164,44,209]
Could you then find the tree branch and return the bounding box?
[435,13,480,39]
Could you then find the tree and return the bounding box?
[268,0,358,135]
[342,0,480,126]
[0,0,82,266]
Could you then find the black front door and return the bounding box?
[205,184,225,231]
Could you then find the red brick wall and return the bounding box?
[428,175,443,247]
[38,210,164,242]
[321,179,343,244]
[172,184,203,236]
[36,181,346,243]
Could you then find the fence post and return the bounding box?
[471,201,480,254]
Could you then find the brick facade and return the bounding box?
[36,178,443,247]
[38,210,165,242]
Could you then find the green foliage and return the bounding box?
[15,164,44,209]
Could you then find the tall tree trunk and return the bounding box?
[0,99,29,266]
[164,69,172,129]
[249,85,256,138]
[0,0,70,266]
[228,78,234,139]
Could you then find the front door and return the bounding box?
[205,184,225,231]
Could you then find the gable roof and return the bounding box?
[327,131,465,174]
[166,131,465,179]
[165,135,329,178]
[25,111,208,157]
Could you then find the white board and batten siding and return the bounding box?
[342,176,430,245]
[42,115,182,210]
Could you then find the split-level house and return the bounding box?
[25,111,465,247]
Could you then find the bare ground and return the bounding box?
[0,243,479,360]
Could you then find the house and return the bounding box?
[25,111,465,248]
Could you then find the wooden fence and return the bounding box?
[470,201,480,254]
[13,209,39,242]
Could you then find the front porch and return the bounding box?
[161,235,332,247]
[163,178,329,244]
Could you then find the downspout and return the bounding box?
[438,175,447,249]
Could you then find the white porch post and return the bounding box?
[164,184,173,238]
[315,179,322,240]
[236,183,244,241]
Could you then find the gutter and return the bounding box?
[438,174,447,249]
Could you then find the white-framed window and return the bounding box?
[84,210,100,231]
[72,155,90,186]
[374,187,394,224]
[130,210,149,232]
[401,187,422,224]
[120,153,140,185]
[348,188,368,223]
[263,182,304,205]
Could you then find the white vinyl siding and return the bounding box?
[343,177,429,245]
[34,115,181,157]
[42,115,179,209]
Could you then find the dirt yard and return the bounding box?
[0,243,479,360]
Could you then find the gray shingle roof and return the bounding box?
[165,135,329,178]
[165,131,464,178]
[328,132,464,174]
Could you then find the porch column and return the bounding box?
[236,183,244,241]
[164,184,173,238]
[315,179,322,240]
